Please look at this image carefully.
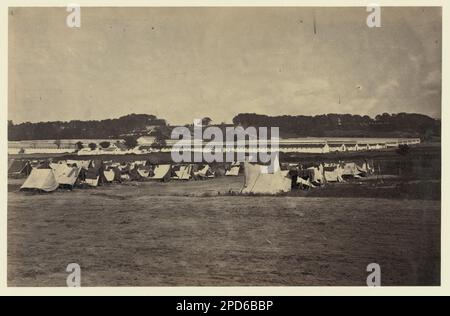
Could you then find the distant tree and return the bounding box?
[7,114,167,141]
[18,148,25,154]
[99,141,111,149]
[202,117,212,126]
[396,144,410,156]
[54,139,61,149]
[423,128,434,141]
[149,126,170,149]
[75,141,84,150]
[88,143,97,151]
[123,136,138,149]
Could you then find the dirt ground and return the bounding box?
[8,176,440,286]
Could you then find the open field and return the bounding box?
[8,176,440,286]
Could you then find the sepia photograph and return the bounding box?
[7,5,441,288]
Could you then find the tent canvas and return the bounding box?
[85,165,106,186]
[137,169,151,177]
[50,163,81,187]
[8,160,32,176]
[111,167,123,182]
[129,166,144,181]
[8,159,14,171]
[194,165,215,179]
[324,165,344,182]
[225,165,240,176]
[133,160,146,167]
[92,159,102,167]
[241,161,291,195]
[120,173,131,181]
[342,162,362,178]
[79,160,92,170]
[137,166,154,178]
[307,165,324,184]
[172,165,193,180]
[66,160,91,170]
[104,169,116,182]
[85,176,100,187]
[297,176,314,188]
[36,160,51,169]
[20,169,59,192]
[356,161,374,176]
[260,154,281,174]
[29,160,42,169]
[118,164,130,172]
[147,164,171,181]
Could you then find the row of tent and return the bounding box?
[291,161,375,189]
[242,159,375,195]
[11,157,374,195]
[13,159,243,192]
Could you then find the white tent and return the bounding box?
[104,169,116,182]
[324,164,344,182]
[137,168,152,177]
[241,161,291,195]
[260,154,281,174]
[20,169,59,192]
[148,164,171,181]
[307,165,325,184]
[85,176,100,187]
[50,163,81,187]
[66,160,91,170]
[172,165,192,180]
[342,162,362,178]
[120,174,130,181]
[118,164,129,171]
[194,165,215,178]
[357,161,374,175]
[297,176,314,188]
[225,164,240,176]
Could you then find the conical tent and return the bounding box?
[241,160,291,195]
[20,169,59,192]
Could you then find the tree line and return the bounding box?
[232,112,440,139]
[8,114,166,141]
[8,112,440,141]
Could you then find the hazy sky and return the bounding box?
[9,7,441,125]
